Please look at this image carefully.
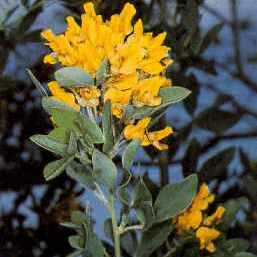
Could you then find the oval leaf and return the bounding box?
[48,127,70,144]
[92,149,117,188]
[132,178,152,208]
[154,174,198,222]
[43,156,74,181]
[30,134,67,156]
[159,86,191,105]
[136,221,173,257]
[76,113,104,144]
[42,97,76,114]
[122,140,140,171]
[67,130,78,155]
[55,67,94,88]
[66,162,95,190]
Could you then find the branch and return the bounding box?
[200,130,257,154]
[140,131,257,167]
[201,3,232,26]
[215,61,257,94]
[205,83,257,118]
[231,0,243,75]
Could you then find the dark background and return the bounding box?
[0,0,256,256]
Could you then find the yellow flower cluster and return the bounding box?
[124,117,173,150]
[173,184,225,253]
[42,2,172,118]
[42,2,173,150]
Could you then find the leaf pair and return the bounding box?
[136,174,198,257]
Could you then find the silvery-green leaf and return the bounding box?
[159,86,191,105]
[67,130,78,155]
[132,178,152,208]
[51,109,81,134]
[66,162,95,190]
[117,171,132,206]
[55,67,94,88]
[92,149,117,188]
[123,105,155,121]
[30,134,67,156]
[132,178,154,226]
[122,140,140,171]
[136,221,173,257]
[124,87,191,121]
[42,97,75,114]
[154,174,198,222]
[76,114,104,144]
[48,127,70,144]
[102,100,114,154]
[43,156,74,181]
[96,59,109,85]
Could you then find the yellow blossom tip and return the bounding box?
[134,19,143,35]
[122,2,137,17]
[41,29,55,41]
[83,2,96,16]
[44,54,57,64]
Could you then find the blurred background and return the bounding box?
[0,0,256,256]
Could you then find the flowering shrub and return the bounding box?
[29,2,256,257]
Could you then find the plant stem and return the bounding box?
[109,195,121,257]
[120,224,144,234]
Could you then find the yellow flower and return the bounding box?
[132,76,171,107]
[176,210,203,231]
[204,206,225,226]
[191,183,215,212]
[141,127,173,150]
[174,184,215,231]
[124,117,173,150]
[44,54,57,64]
[48,81,79,111]
[173,183,225,253]
[130,19,172,75]
[104,88,132,118]
[104,74,137,117]
[196,227,221,253]
[80,87,100,101]
[42,2,173,115]
[107,2,136,39]
[79,87,101,107]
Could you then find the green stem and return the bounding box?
[109,195,121,257]
[120,224,144,234]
